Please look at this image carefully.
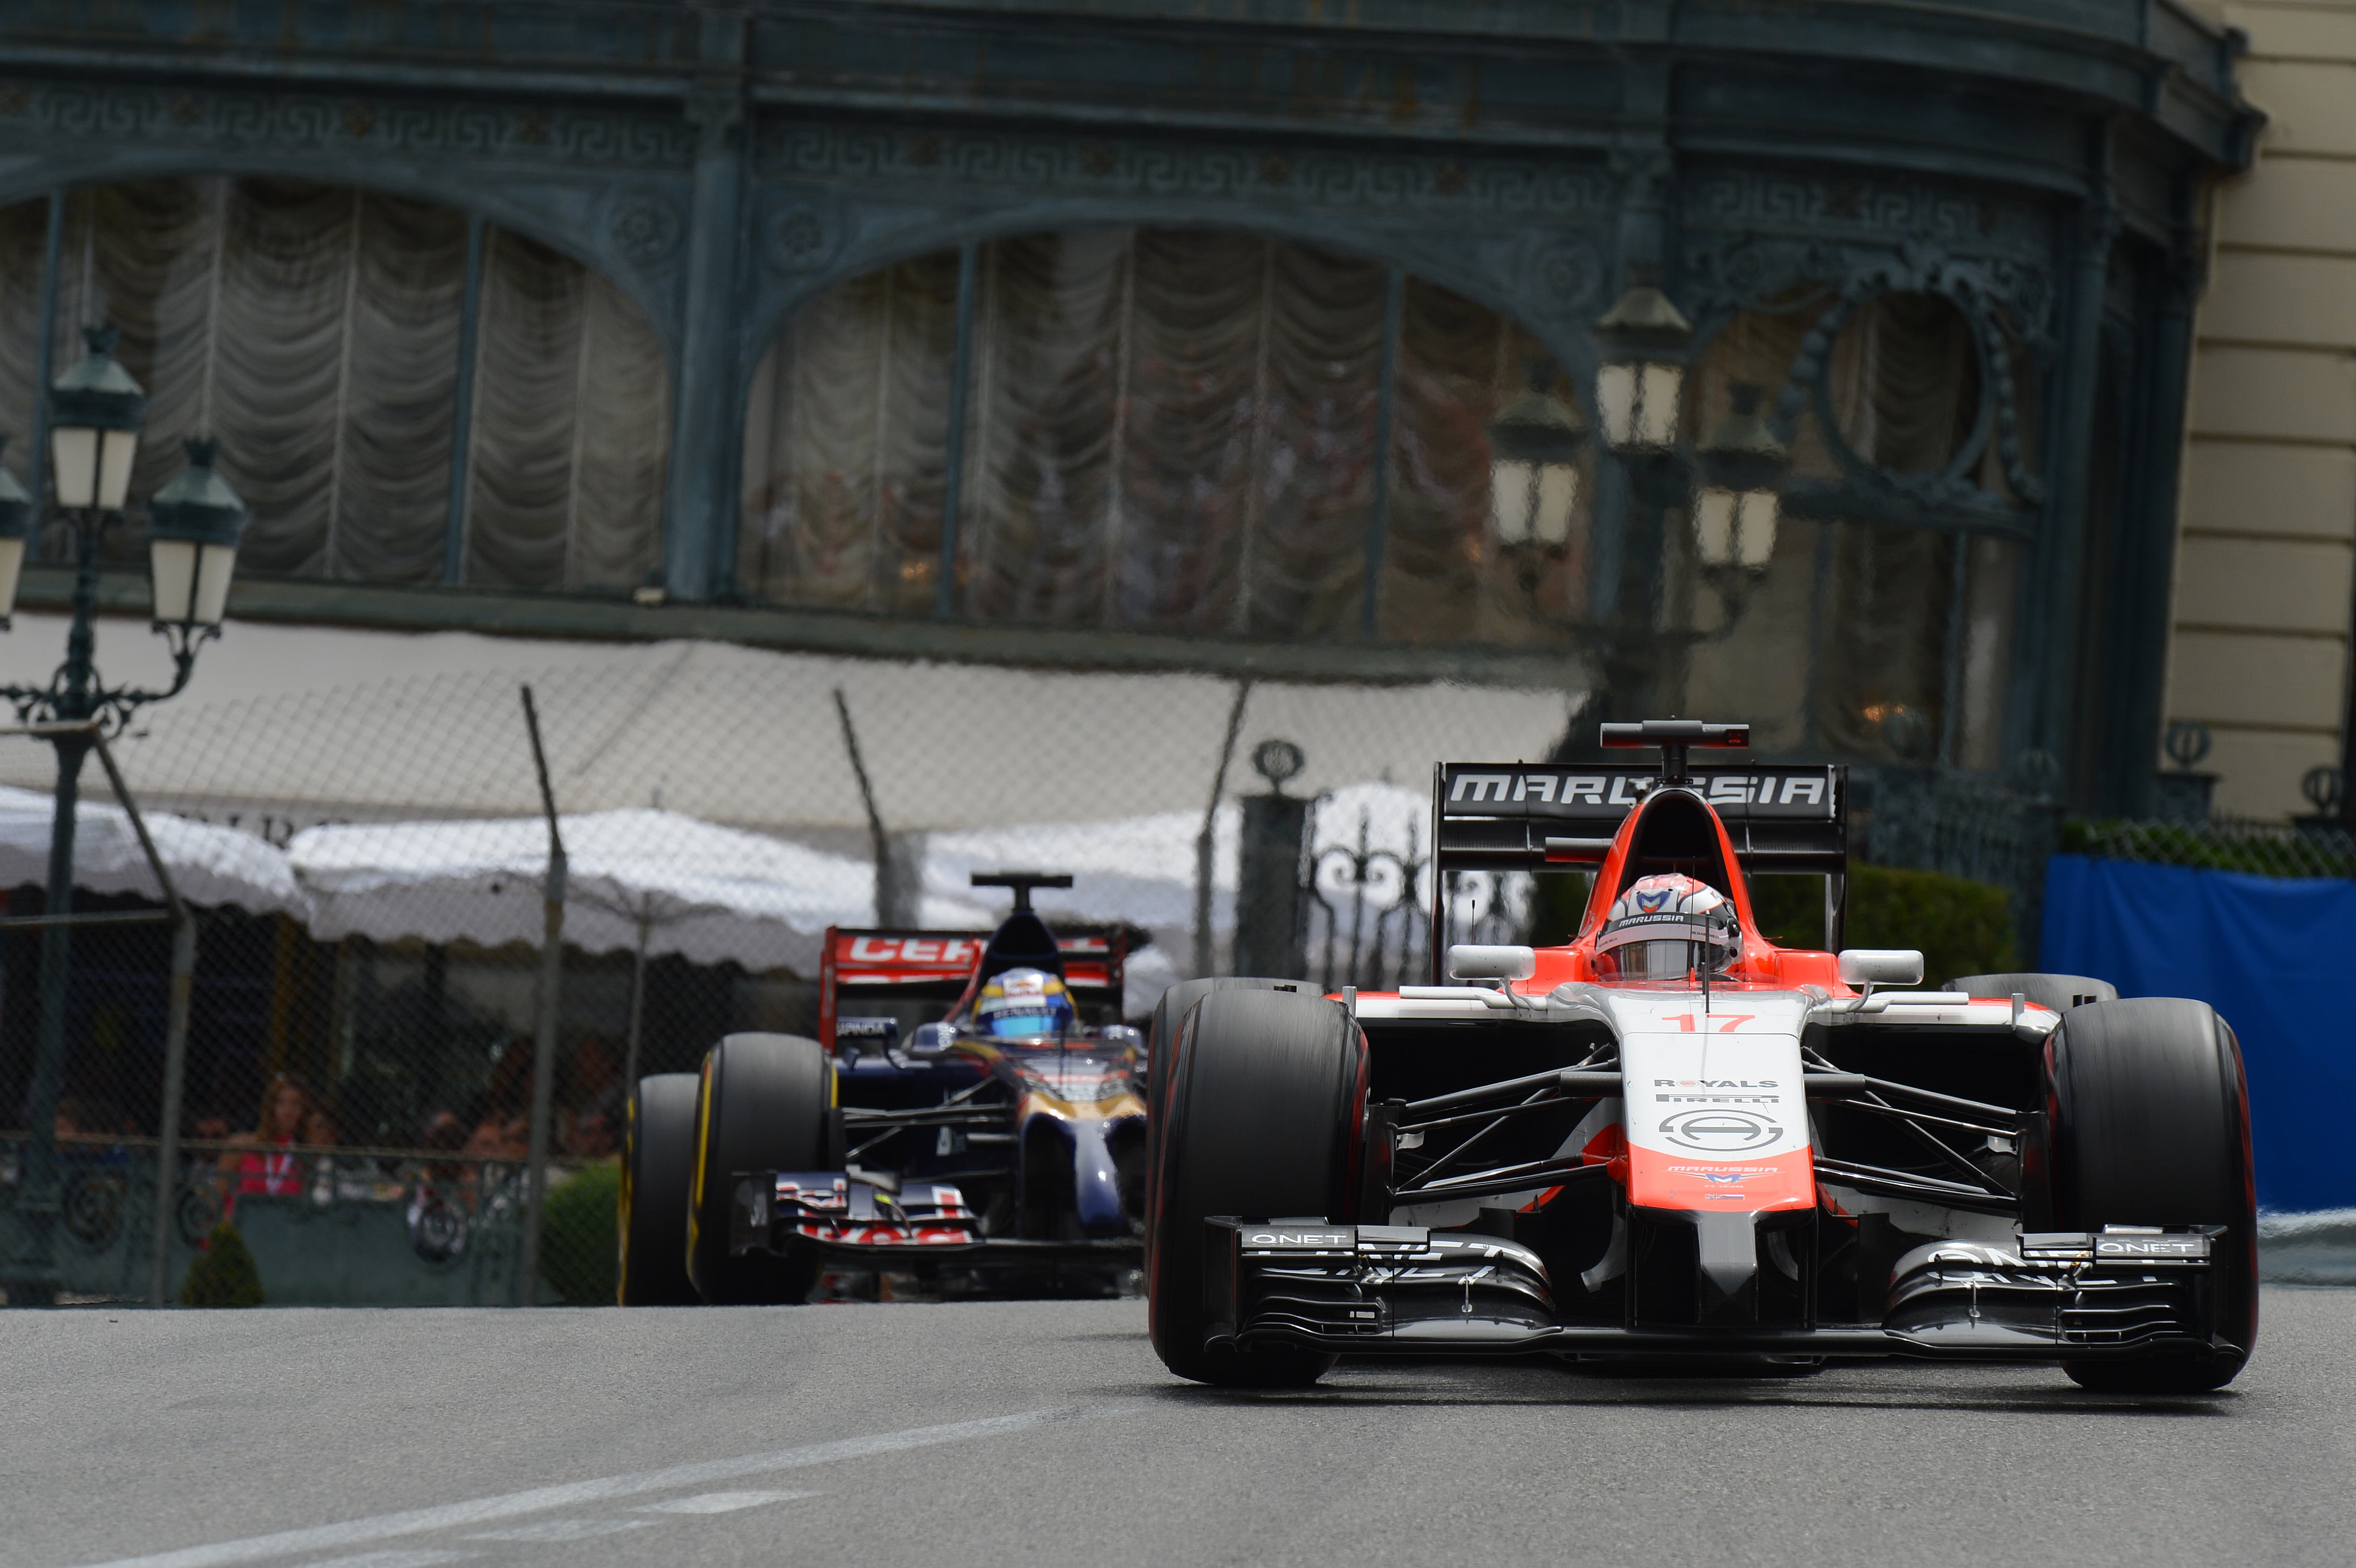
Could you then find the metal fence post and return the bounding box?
[147,913,196,1307]
[517,686,567,1308]
[1234,739,1309,979]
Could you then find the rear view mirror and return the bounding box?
[1838,949,1924,987]
[1449,944,1537,982]
[908,1022,956,1055]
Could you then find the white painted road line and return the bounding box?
[297,1555,476,1568]
[65,1405,1127,1568]
[461,1523,652,1544]
[628,1492,816,1516]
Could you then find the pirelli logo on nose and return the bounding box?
[1440,765,1838,821]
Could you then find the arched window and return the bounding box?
[0,179,669,593]
[738,229,1581,647]
[1677,290,2036,767]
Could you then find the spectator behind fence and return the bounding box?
[566,1106,618,1160]
[219,1073,313,1218]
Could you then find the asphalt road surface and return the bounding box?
[6,1288,2351,1568]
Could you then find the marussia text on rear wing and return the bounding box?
[1428,761,1849,979]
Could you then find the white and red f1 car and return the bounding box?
[1147,720,2257,1392]
[620,872,1145,1305]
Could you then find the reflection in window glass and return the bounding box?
[1818,521,1956,758]
[738,230,1584,647]
[1825,292,1981,475]
[1386,278,1589,645]
[738,252,958,616]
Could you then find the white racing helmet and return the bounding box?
[1594,872,1742,980]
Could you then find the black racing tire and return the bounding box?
[1149,987,1364,1388]
[618,1073,701,1306]
[687,1033,835,1306]
[2030,997,2257,1394]
[1144,977,1312,1263]
[1946,972,2118,1013]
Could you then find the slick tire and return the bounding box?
[1945,972,2118,1014]
[2030,997,2257,1394]
[1145,977,1314,1273]
[1149,987,1364,1388]
[618,1073,701,1306]
[687,1032,835,1306]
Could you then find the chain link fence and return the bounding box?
[0,637,1576,1304]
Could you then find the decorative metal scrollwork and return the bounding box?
[61,1170,124,1248]
[175,1181,221,1246]
[407,1187,470,1265]
[1684,224,2052,528]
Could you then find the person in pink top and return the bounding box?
[217,1073,314,1219]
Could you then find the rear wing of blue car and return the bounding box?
[819,926,1126,1047]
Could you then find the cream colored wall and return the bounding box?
[2171,0,2356,818]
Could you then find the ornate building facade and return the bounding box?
[0,1,2253,804]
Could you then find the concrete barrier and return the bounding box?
[2259,1209,2356,1287]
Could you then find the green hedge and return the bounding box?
[1752,865,2016,984]
[179,1222,265,1307]
[540,1160,621,1306]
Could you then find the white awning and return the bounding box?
[289,808,875,974]
[9,623,1575,839]
[0,783,307,918]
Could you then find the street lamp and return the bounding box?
[1593,274,1693,453]
[0,326,247,1307]
[1578,282,1786,726]
[148,439,247,636]
[1487,370,1586,549]
[48,329,145,514]
[1693,383,1789,574]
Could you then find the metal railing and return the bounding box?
[1862,765,2062,958]
[1301,798,1526,992]
[0,1133,614,1305]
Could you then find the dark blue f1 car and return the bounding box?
[618,872,1147,1304]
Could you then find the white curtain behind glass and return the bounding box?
[0,178,665,591]
[739,228,1580,646]
[0,199,45,493]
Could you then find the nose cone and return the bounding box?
[1069,1117,1128,1237]
[1692,1210,1759,1323]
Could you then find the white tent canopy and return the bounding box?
[0,783,307,918]
[289,808,875,975]
[19,631,1578,840]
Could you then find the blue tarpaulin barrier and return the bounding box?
[2041,853,2356,1214]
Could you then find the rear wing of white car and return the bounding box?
[1427,757,1849,980]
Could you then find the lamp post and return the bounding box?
[1693,382,1790,581]
[0,328,246,1307]
[1592,273,1692,455]
[1511,281,1790,730]
[1488,372,1586,551]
